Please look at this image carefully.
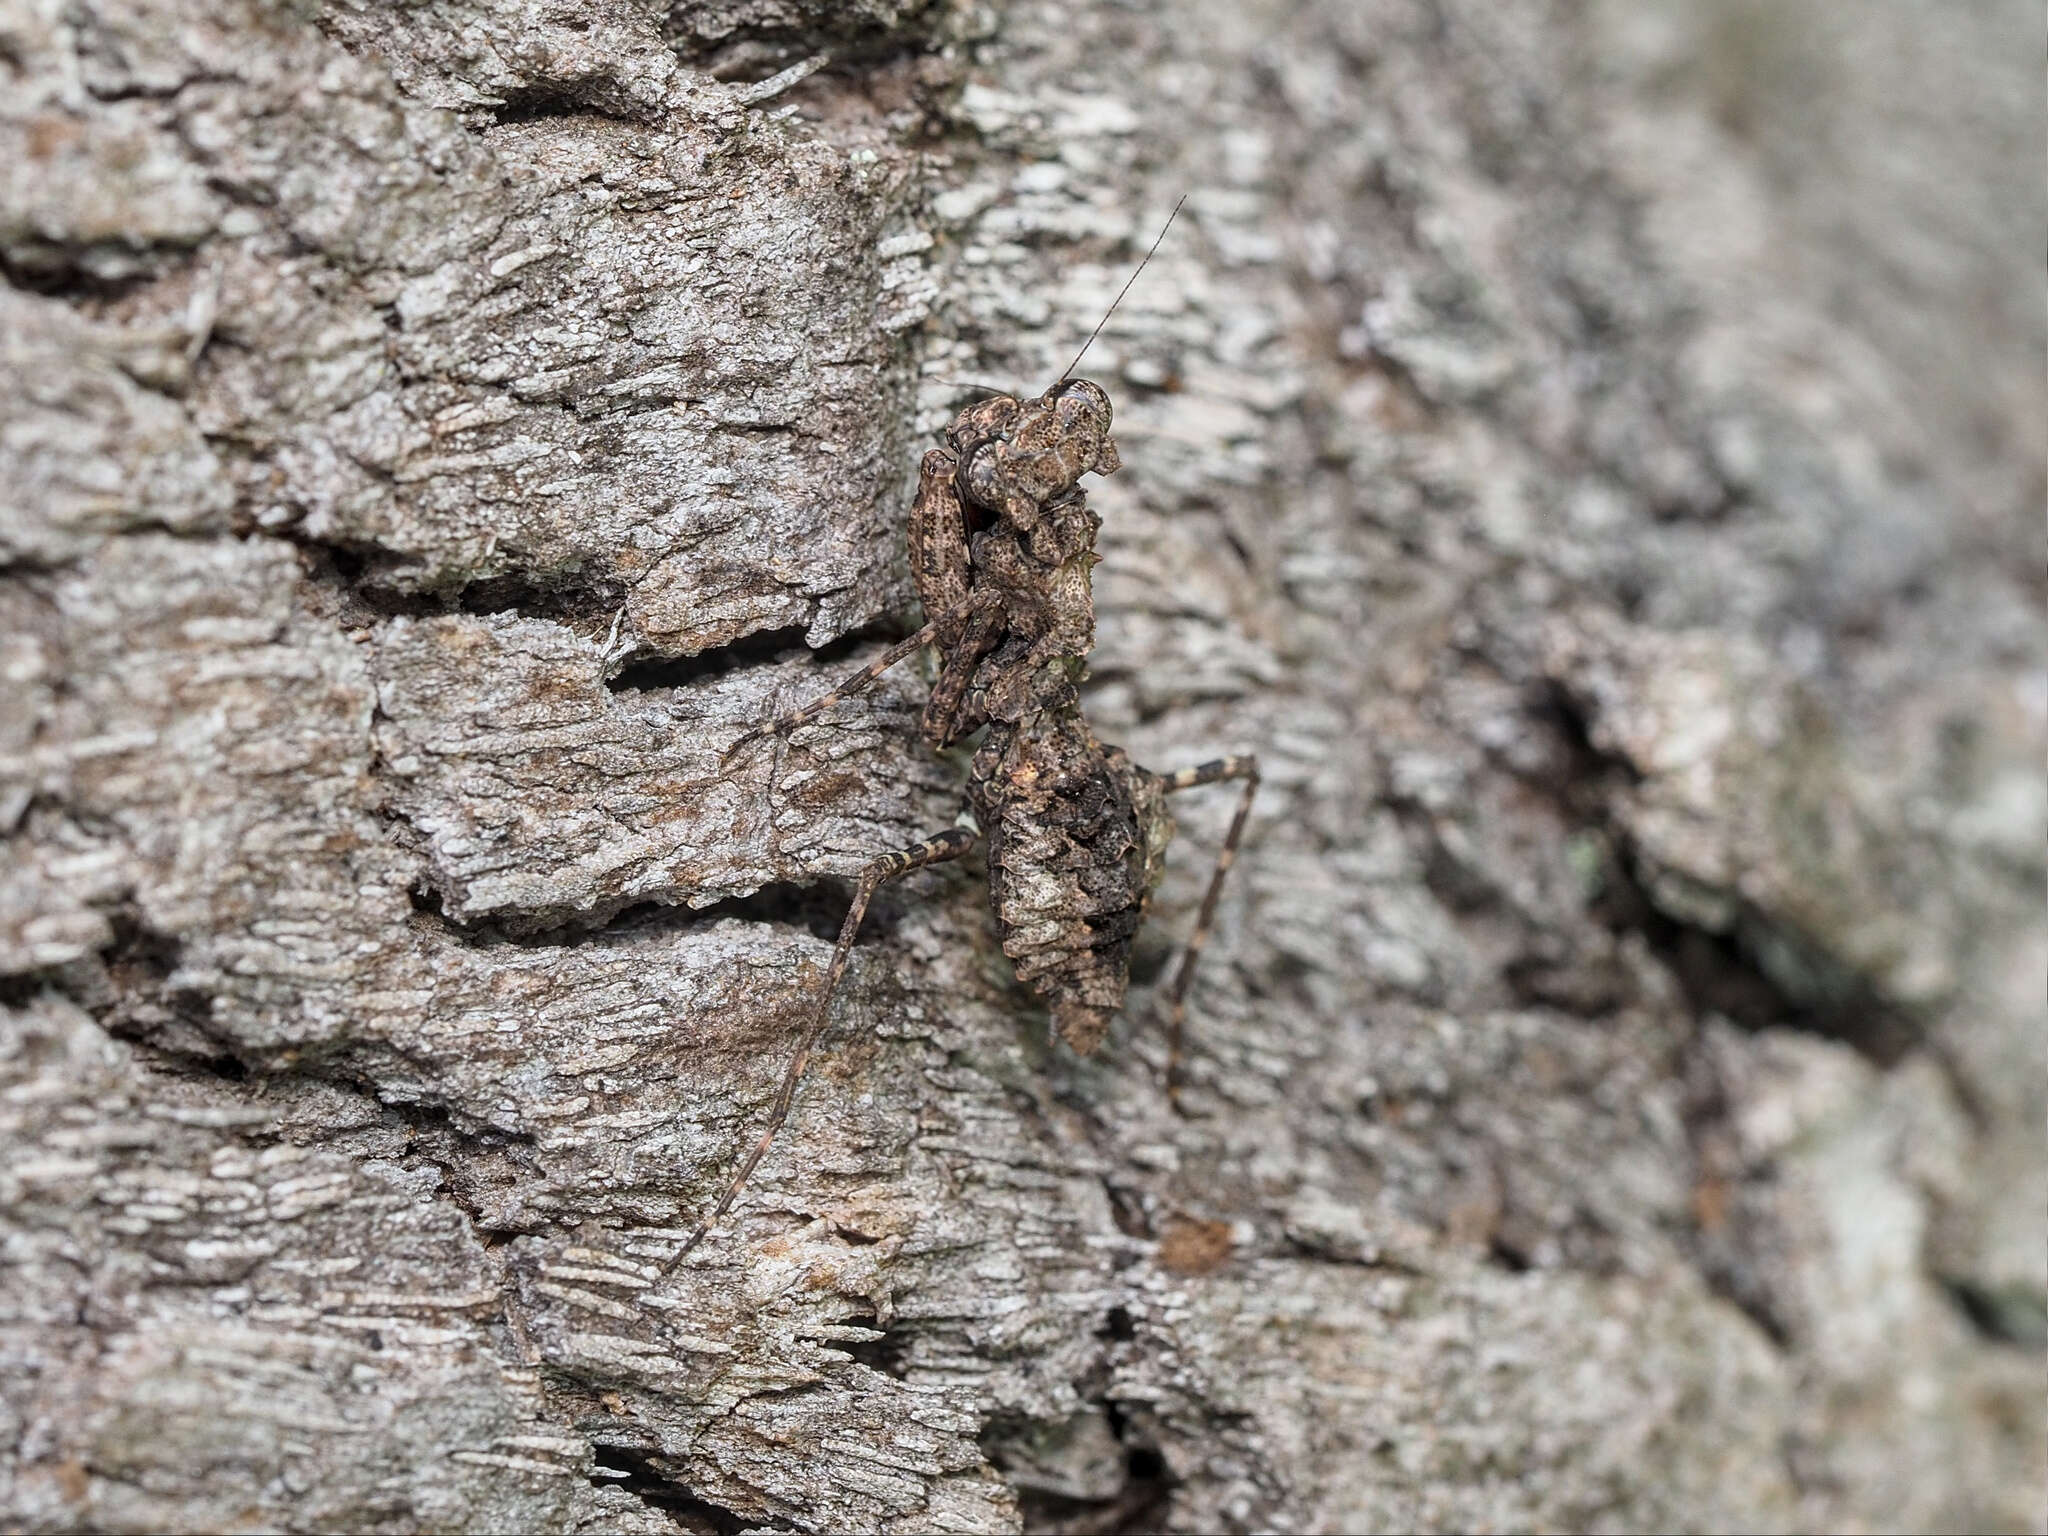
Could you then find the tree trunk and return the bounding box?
[3,0,2041,1530]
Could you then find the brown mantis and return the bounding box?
[670,202,1257,1265]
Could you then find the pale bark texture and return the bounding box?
[3,0,2043,1531]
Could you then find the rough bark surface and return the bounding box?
[2,0,2042,1531]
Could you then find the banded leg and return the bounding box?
[1155,755,1260,1095]
[721,591,993,768]
[665,826,977,1268]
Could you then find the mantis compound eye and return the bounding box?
[1054,378,1113,432]
[1052,378,1118,477]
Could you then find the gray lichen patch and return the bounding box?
[372,610,955,928]
[8,0,934,653]
[0,289,235,565]
[0,991,676,1535]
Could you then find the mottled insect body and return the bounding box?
[673,213,1257,1264]
[969,701,1173,1054]
[713,378,1120,770]
[907,380,1119,747]
[953,377,1122,544]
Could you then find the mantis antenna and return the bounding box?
[1058,194,1187,383]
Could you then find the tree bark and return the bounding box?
[3,0,2042,1531]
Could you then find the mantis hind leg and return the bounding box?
[1151,755,1260,1098]
[666,826,977,1267]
